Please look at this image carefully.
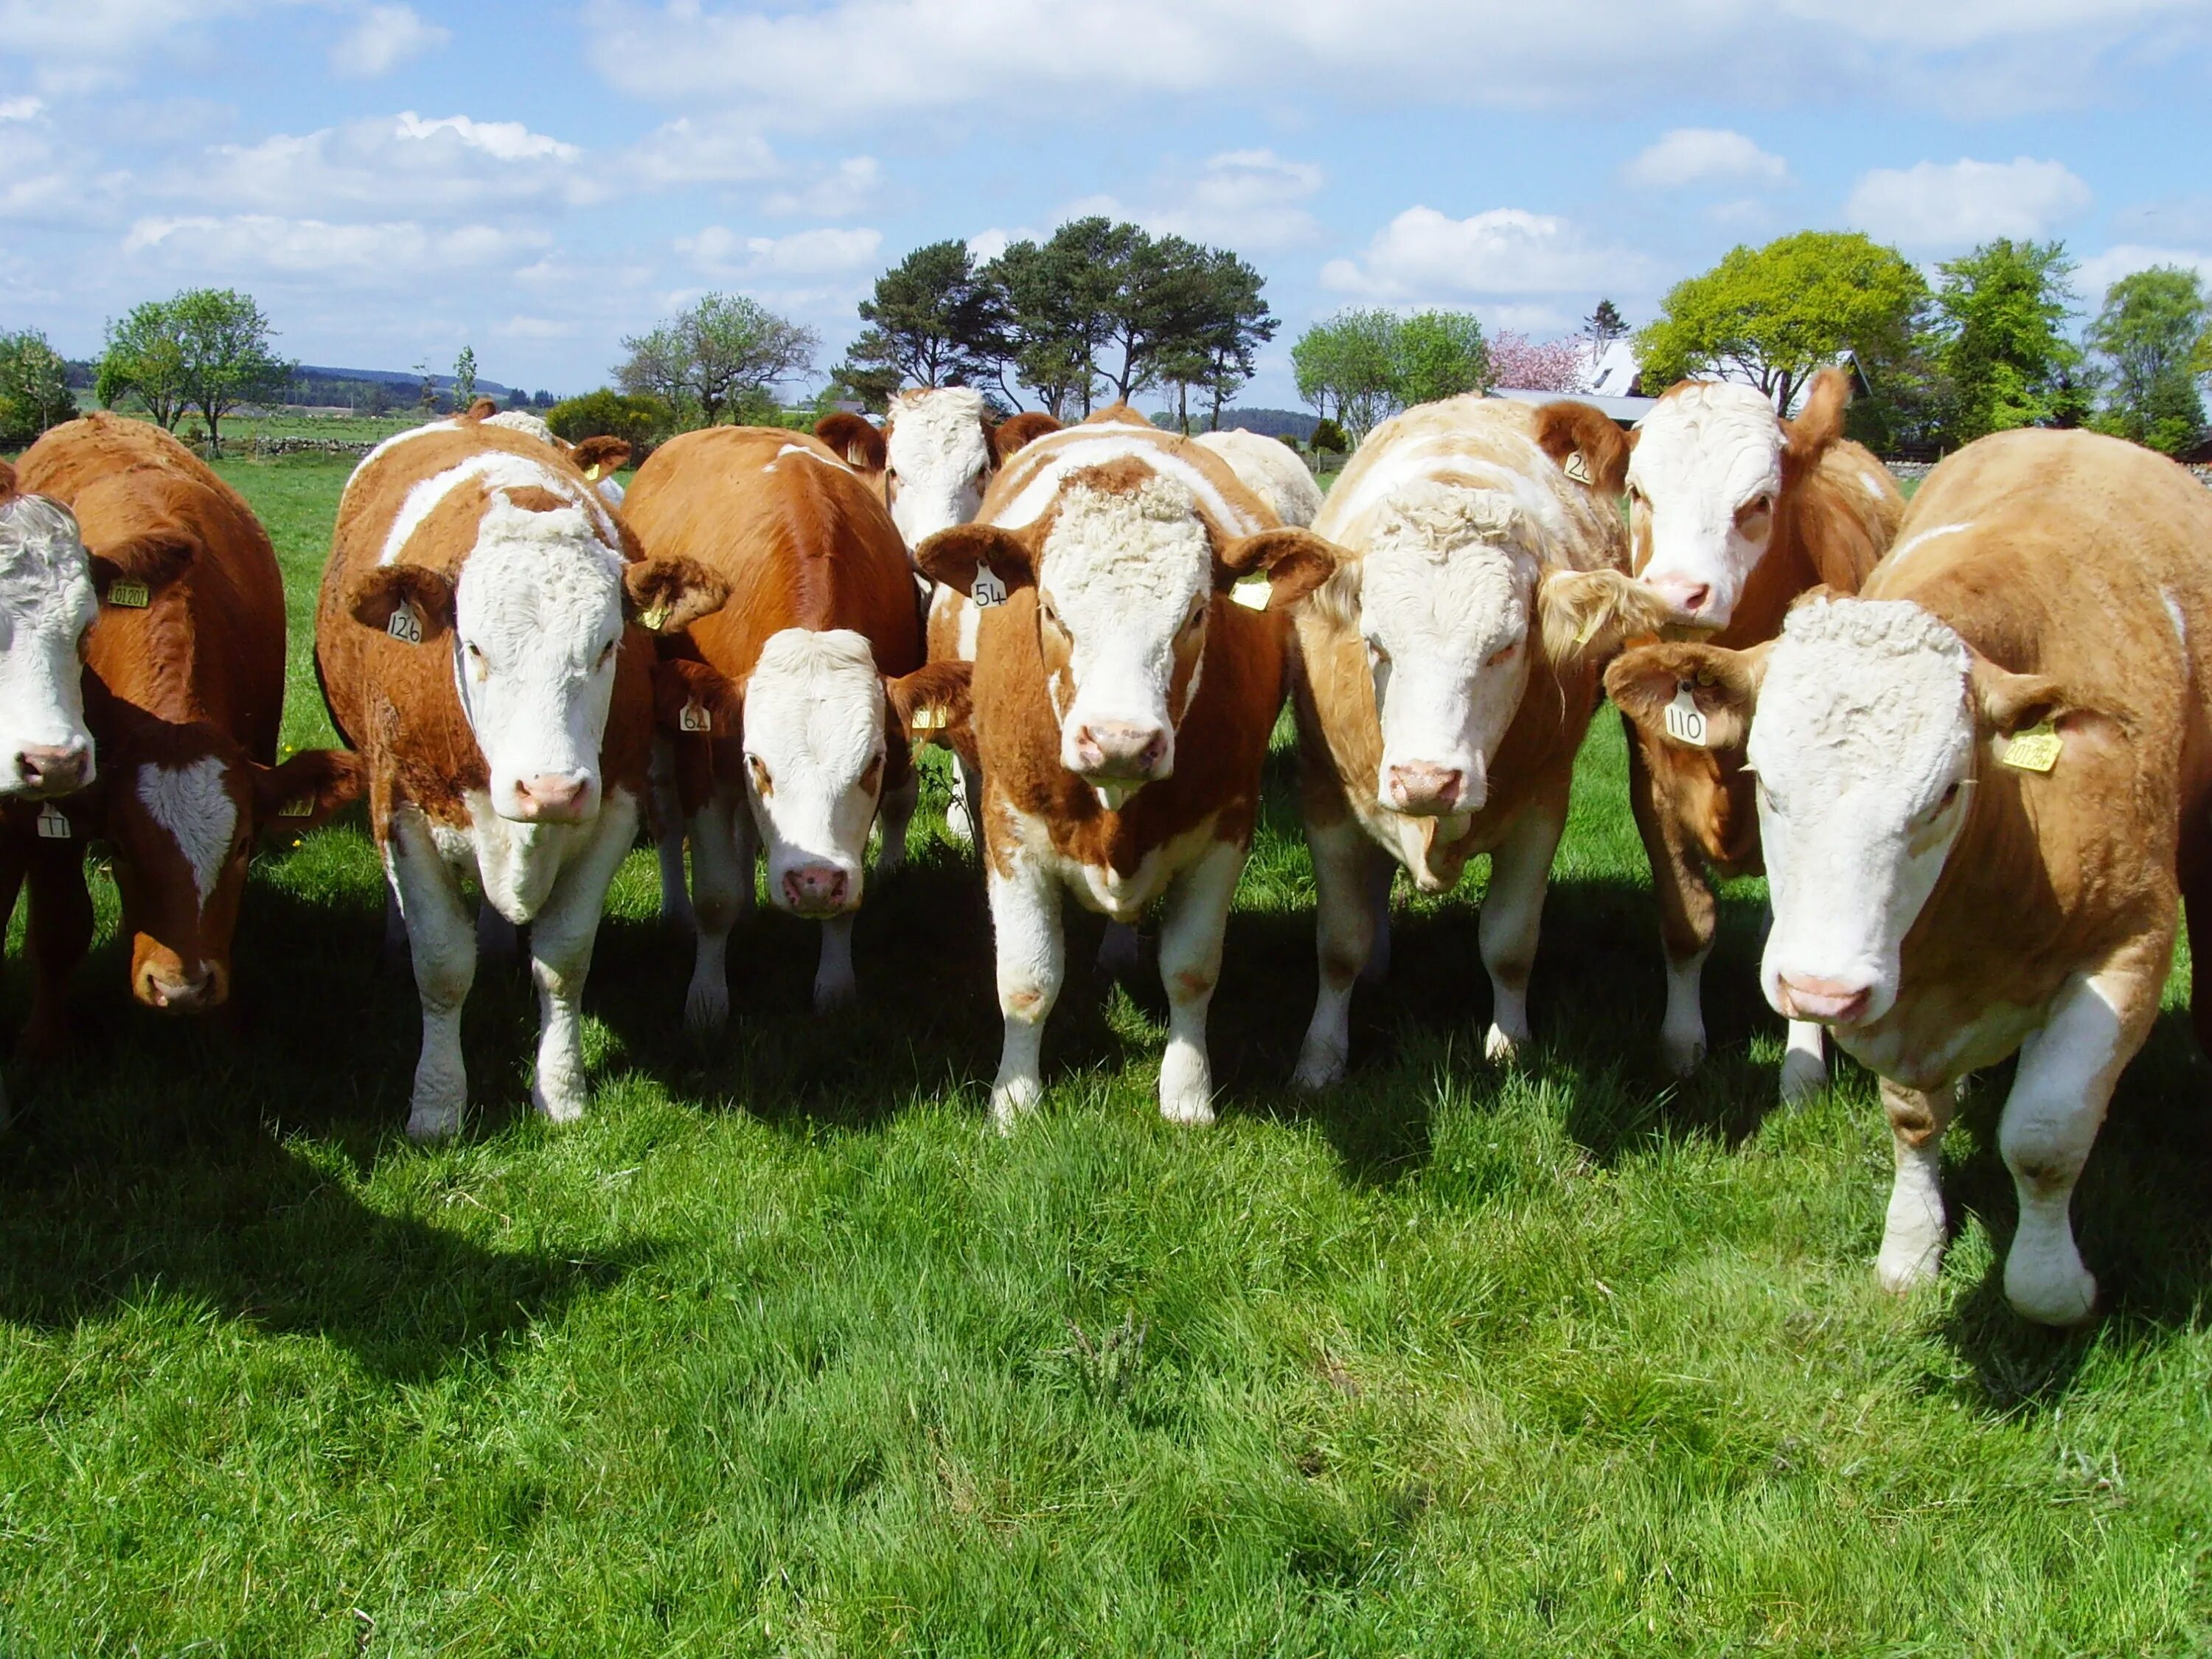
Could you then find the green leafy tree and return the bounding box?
[1292,309,1401,440]
[841,240,1004,392]
[1154,247,1276,432]
[616,293,819,428]
[452,345,478,411]
[1393,310,1492,406]
[162,289,293,453]
[2087,266,2208,454]
[1927,240,2088,443]
[0,329,77,443]
[1584,299,1628,355]
[1637,230,1927,413]
[95,299,191,431]
[1308,417,1349,457]
[546,389,675,452]
[982,230,1109,417]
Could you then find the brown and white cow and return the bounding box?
[914,408,1338,1127]
[1537,370,1902,1098]
[316,411,725,1139]
[1609,428,2212,1324]
[1286,395,1675,1088]
[4,415,360,1042]
[1194,428,1325,528]
[620,425,965,1022]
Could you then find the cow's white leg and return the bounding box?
[1479,799,1565,1063]
[648,734,693,932]
[1294,815,1378,1091]
[386,814,475,1142]
[1360,852,1394,985]
[1096,921,1142,980]
[987,855,1063,1130]
[1155,838,1245,1126]
[874,769,919,880]
[814,914,858,1014]
[1876,1077,1955,1294]
[1997,965,2151,1325]
[1780,1020,1829,1105]
[682,787,746,1034]
[1659,944,1709,1079]
[525,790,639,1124]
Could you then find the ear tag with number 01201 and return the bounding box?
[2002,721,2062,773]
[970,566,1008,608]
[276,795,316,818]
[1663,684,1708,748]
[1563,452,1593,486]
[106,581,150,608]
[909,705,946,731]
[640,602,669,632]
[386,604,422,644]
[1231,581,1270,611]
[678,701,712,734]
[35,804,71,840]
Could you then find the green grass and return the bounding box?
[2,453,2208,1655]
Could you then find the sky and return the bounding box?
[3,0,2211,409]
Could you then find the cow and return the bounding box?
[315,409,726,1139]
[1285,395,1678,1089]
[1605,428,2212,1324]
[619,425,966,1023]
[470,401,632,508]
[1194,428,1325,527]
[0,459,99,802]
[1537,370,1902,1099]
[912,407,1340,1128]
[3,415,361,1051]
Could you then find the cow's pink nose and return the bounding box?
[1646,574,1714,619]
[1385,764,1466,815]
[512,772,592,822]
[1775,973,1873,1024]
[1073,721,1169,779]
[145,963,219,1012]
[14,741,90,796]
[782,865,850,916]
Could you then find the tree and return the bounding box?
[452,345,478,411]
[1153,246,1276,431]
[1924,240,2087,444]
[2088,266,2208,454]
[546,389,675,453]
[982,231,1107,417]
[840,240,1003,392]
[1636,231,1927,414]
[95,300,191,431]
[414,358,439,419]
[616,293,819,428]
[1487,330,1586,393]
[0,330,76,443]
[1584,299,1629,356]
[165,288,293,453]
[1308,417,1349,458]
[1393,310,1493,403]
[1291,309,1400,440]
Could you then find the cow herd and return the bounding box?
[1,378,2208,1328]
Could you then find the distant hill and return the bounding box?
[297,366,523,399]
[1147,407,1317,442]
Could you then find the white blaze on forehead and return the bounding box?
[1042,471,1213,633]
[481,409,556,444]
[377,451,619,566]
[744,627,887,881]
[0,493,101,768]
[1001,436,1263,539]
[137,756,236,908]
[886,389,991,544]
[1750,599,1972,790]
[1627,382,1785,613]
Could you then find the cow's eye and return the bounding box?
[1736,493,1775,531]
[860,754,884,796]
[596,639,616,669]
[1180,600,1206,636]
[747,755,773,799]
[1935,781,1962,815]
[1486,641,1519,667]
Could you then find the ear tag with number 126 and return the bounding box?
[1663,684,1708,748]
[386,604,422,644]
[2002,722,2062,773]
[970,566,1008,608]
[106,581,150,608]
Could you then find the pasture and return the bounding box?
[1,452,2208,1655]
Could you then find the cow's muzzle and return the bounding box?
[507,771,597,824]
[10,740,91,799]
[1382,762,1480,816]
[1071,720,1172,783]
[1773,973,1873,1026]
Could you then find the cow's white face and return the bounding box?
[1034,470,1212,805]
[886,389,992,546]
[1626,382,1784,627]
[1357,484,1536,818]
[1750,599,1976,1029]
[0,493,100,799]
[451,498,624,824]
[741,628,885,918]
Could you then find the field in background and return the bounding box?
[1,453,2208,1654]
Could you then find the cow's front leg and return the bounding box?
[1294,813,1380,1091]
[1479,796,1566,1062]
[1996,955,2163,1325]
[526,790,639,1124]
[1156,837,1247,1125]
[814,914,858,1014]
[1875,1076,1955,1294]
[19,839,88,1064]
[874,768,919,880]
[682,786,748,1034]
[1780,1018,1829,1105]
[386,813,475,1141]
[987,854,1063,1129]
[1627,726,1718,1078]
[648,734,694,933]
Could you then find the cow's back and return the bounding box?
[980,408,1276,538]
[16,414,287,759]
[624,426,920,679]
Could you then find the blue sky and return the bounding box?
[3,0,2209,408]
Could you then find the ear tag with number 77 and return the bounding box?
[970,566,1008,608]
[1663,684,1708,748]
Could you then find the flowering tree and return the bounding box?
[1487,330,1589,393]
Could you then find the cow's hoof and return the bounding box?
[990,1077,1042,1133]
[2006,1252,2098,1327]
[533,1077,588,1125]
[1778,1048,1829,1106]
[684,977,730,1036]
[1096,923,1142,981]
[813,973,858,1016]
[1875,1238,1944,1296]
[1660,1031,1706,1079]
[406,1102,463,1142]
[1291,1043,1345,1091]
[1483,1023,1525,1065]
[1159,1088,1217,1127]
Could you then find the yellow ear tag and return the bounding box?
[640,602,669,632]
[276,795,316,818]
[678,701,712,733]
[911,705,945,731]
[1573,611,1601,647]
[2002,722,2062,773]
[106,581,150,608]
[1231,582,1270,611]
[585,464,604,482]
[1563,452,1593,486]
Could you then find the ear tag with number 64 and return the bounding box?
[386,604,422,644]
[678,701,712,734]
[106,581,150,608]
[970,566,1008,608]
[1663,684,1708,748]
[36,804,71,839]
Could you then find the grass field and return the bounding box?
[2,453,2209,1655]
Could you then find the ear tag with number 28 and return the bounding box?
[1563,453,1593,486]
[1663,684,1708,748]
[970,566,1008,608]
[386,604,423,644]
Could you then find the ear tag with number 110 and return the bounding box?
[1663,684,1708,748]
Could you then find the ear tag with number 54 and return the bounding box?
[970,566,1008,608]
[1663,684,1708,748]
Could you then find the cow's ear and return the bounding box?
[1533,400,1631,496]
[464,397,499,422]
[1967,655,2070,738]
[815,413,886,473]
[989,411,1060,467]
[886,660,973,748]
[347,564,454,643]
[1606,640,1768,752]
[1783,367,1850,476]
[1214,526,1340,605]
[1537,568,1684,669]
[624,555,728,633]
[914,523,1037,600]
[571,436,631,480]
[250,748,366,832]
[87,526,199,599]
[653,656,742,736]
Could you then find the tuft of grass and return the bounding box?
[0,454,2205,1655]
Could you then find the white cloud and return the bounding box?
[0,97,45,122]
[625,116,782,190]
[764,156,884,218]
[1069,149,1326,254]
[1844,156,2093,248]
[333,4,450,78]
[121,214,548,280]
[1624,128,1789,190]
[174,114,595,218]
[964,228,1038,262]
[2075,243,2212,299]
[394,111,578,164]
[495,315,578,341]
[678,225,883,278]
[0,0,257,94]
[1321,206,1644,301]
